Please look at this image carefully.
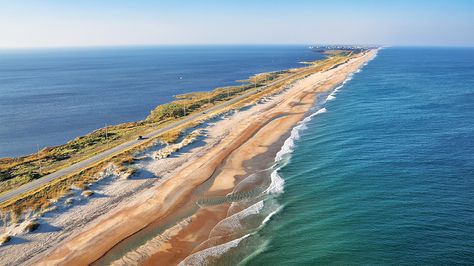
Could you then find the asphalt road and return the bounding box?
[0,68,306,204]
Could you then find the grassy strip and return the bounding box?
[0,50,363,214]
[0,72,286,195]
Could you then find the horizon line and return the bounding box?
[0,43,473,50]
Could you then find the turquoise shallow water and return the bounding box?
[246,48,474,265]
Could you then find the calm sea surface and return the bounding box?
[0,45,323,157]
[245,47,474,265]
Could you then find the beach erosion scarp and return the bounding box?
[32,50,377,266]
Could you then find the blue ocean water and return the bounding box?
[247,48,474,265]
[0,45,323,158]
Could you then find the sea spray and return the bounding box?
[248,48,474,265]
[180,52,374,265]
[183,202,284,266]
[180,54,375,265]
[237,239,271,266]
[178,234,251,266]
[266,106,328,195]
[275,53,370,162]
[181,202,283,266]
[261,205,284,225]
[109,217,193,266]
[323,52,378,104]
[209,201,265,238]
[237,59,368,261]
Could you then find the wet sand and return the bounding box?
[36,50,377,266]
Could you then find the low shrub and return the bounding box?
[81,190,94,197]
[0,234,11,245]
[24,220,40,232]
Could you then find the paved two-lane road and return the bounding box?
[0,67,310,204]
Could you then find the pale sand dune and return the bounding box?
[29,50,376,266]
[141,52,377,265]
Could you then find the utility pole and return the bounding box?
[36,144,42,175]
[105,123,108,148]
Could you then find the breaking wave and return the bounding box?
[179,234,251,266]
[209,200,264,238]
[110,218,192,266]
[178,52,374,265]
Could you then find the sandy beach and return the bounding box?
[0,50,376,266]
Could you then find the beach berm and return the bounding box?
[33,50,377,265]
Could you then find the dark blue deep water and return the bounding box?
[248,48,474,265]
[0,45,323,157]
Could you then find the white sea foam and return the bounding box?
[266,54,376,196]
[108,51,379,266]
[237,239,270,266]
[325,54,377,103]
[263,170,285,194]
[273,107,327,163]
[261,205,283,225]
[181,202,281,265]
[329,76,351,97]
[363,49,378,65]
[265,105,328,196]
[110,217,192,266]
[178,234,250,266]
[209,200,264,238]
[180,202,281,265]
[326,94,336,101]
[212,50,379,264]
[184,52,378,265]
[315,107,327,115]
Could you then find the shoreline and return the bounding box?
[0,46,326,160]
[0,61,298,205]
[32,50,377,265]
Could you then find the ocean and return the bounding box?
[0,45,324,158]
[2,46,474,265]
[243,47,474,265]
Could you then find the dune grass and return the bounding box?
[24,220,40,232]
[0,50,360,216]
[0,67,293,197]
[0,79,263,196]
[0,234,10,245]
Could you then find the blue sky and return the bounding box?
[0,0,473,48]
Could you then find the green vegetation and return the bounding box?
[147,83,262,122]
[24,220,40,232]
[0,50,359,216]
[159,129,182,144]
[0,122,152,195]
[81,190,94,197]
[1,151,131,212]
[0,70,287,197]
[323,49,353,56]
[0,234,11,245]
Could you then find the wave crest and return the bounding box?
[179,53,372,265]
[178,234,250,266]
